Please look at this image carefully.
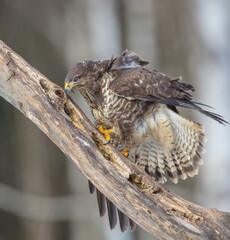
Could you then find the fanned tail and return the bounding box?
[130,105,207,183]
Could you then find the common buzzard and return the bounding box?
[64,50,227,232]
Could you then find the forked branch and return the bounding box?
[0,41,229,240]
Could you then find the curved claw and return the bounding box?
[118,145,124,151]
[104,139,111,145]
[105,133,111,142]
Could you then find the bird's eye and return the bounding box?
[73,76,80,82]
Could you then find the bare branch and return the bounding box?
[0,40,229,240]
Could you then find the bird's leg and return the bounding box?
[98,126,129,156]
[98,125,114,143]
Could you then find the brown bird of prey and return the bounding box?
[64,50,227,232]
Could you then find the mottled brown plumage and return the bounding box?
[64,50,227,231]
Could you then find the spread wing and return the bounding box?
[109,67,227,124]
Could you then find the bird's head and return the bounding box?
[64,61,105,93]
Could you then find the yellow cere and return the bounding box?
[65,83,69,89]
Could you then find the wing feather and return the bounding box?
[109,67,227,125]
[110,68,193,100]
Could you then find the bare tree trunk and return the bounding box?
[1,41,230,240]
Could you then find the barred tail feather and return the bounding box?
[130,105,206,184]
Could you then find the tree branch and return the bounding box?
[0,40,229,240]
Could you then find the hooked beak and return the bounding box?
[64,83,72,93]
[64,81,84,93]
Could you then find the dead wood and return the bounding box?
[0,40,229,240]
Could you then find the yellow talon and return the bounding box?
[105,132,111,142]
[98,125,104,133]
[98,125,128,156]
[121,148,129,157]
[98,125,114,142]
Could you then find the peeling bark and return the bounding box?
[0,41,229,240]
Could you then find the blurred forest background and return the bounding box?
[0,0,230,240]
